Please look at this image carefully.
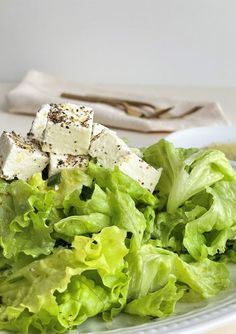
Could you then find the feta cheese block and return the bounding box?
[0,131,49,180]
[28,104,50,143]
[49,153,89,176]
[130,147,143,158]
[89,124,161,192]
[91,123,108,138]
[42,103,94,155]
[89,124,130,169]
[119,152,162,192]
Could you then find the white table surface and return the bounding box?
[0,82,236,334]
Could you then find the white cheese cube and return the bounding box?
[91,123,110,138]
[118,153,162,192]
[49,153,89,176]
[42,103,94,155]
[89,125,161,192]
[130,147,143,158]
[0,131,49,180]
[89,124,130,169]
[28,104,50,143]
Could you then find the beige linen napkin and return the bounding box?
[6,70,229,133]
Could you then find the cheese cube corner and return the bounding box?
[0,131,49,180]
[28,104,51,143]
[89,125,130,168]
[118,153,162,192]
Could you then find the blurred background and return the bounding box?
[0,0,235,86]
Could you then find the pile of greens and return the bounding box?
[0,139,236,334]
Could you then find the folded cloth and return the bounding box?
[6,70,229,133]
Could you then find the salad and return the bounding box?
[0,103,236,334]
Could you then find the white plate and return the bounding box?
[166,126,236,149]
[1,115,236,334]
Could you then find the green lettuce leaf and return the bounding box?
[127,244,229,302]
[143,140,235,212]
[54,213,111,239]
[142,206,156,243]
[184,181,236,260]
[156,204,207,253]
[107,189,146,251]
[56,275,114,329]
[0,180,56,260]
[63,181,148,251]
[214,240,236,263]
[28,172,49,192]
[87,162,157,206]
[54,169,93,207]
[125,275,184,318]
[0,226,129,333]
[63,184,111,216]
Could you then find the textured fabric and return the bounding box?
[6,70,229,133]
